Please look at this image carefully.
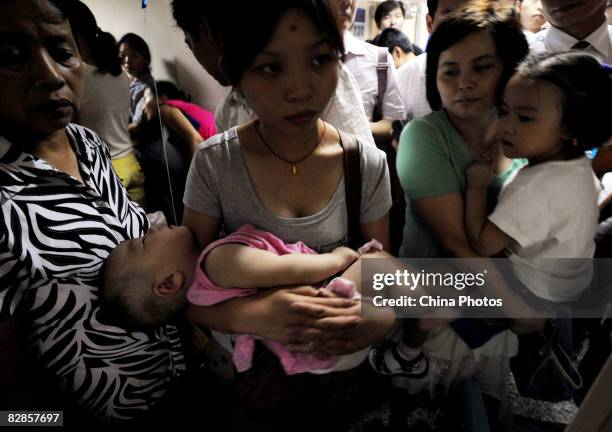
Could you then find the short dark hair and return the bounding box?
[372,27,414,54]
[171,1,227,43]
[425,0,528,110]
[517,51,612,151]
[118,33,151,68]
[154,81,189,101]
[44,0,79,22]
[427,0,439,17]
[221,0,344,86]
[68,1,122,76]
[374,1,406,27]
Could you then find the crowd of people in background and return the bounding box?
[0,0,611,430]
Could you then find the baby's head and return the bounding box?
[100,225,198,329]
[500,51,612,163]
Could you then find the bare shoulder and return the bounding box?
[160,104,180,114]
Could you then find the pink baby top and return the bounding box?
[164,99,216,140]
[187,225,381,375]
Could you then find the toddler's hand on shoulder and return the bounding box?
[466,162,493,189]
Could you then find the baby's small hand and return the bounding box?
[331,246,360,268]
[466,162,493,189]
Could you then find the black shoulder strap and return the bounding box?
[338,129,362,249]
[372,47,389,122]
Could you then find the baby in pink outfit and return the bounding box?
[101,224,382,375]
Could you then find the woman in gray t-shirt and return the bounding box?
[182,0,394,357]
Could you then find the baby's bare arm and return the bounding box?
[204,244,359,289]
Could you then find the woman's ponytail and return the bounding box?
[92,30,123,76]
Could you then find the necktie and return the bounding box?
[572,40,590,50]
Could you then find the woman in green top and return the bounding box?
[377,2,533,397]
[397,2,528,259]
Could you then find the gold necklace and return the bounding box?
[255,121,326,175]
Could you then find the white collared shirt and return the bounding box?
[343,31,406,121]
[530,20,612,64]
[396,53,432,121]
[522,29,537,44]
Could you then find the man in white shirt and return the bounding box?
[516,0,547,38]
[532,2,612,245]
[397,0,469,122]
[332,0,405,145]
[531,0,612,64]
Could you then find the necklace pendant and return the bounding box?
[292,165,297,175]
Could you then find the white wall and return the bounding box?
[82,0,228,112]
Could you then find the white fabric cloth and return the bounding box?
[530,21,612,64]
[523,29,537,44]
[214,62,375,148]
[78,64,133,159]
[343,31,406,121]
[421,326,518,398]
[489,157,600,302]
[396,53,431,121]
[600,172,612,203]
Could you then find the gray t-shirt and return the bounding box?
[184,127,392,253]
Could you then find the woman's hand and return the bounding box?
[283,299,395,356]
[186,285,361,345]
[238,286,359,342]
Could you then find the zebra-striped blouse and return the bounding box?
[0,124,185,421]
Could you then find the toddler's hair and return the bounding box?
[517,51,612,150]
[372,27,415,55]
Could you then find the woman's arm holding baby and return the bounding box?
[285,249,396,355]
[361,214,390,252]
[284,215,396,354]
[186,285,361,343]
[465,162,512,256]
[183,208,366,345]
[183,208,220,248]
